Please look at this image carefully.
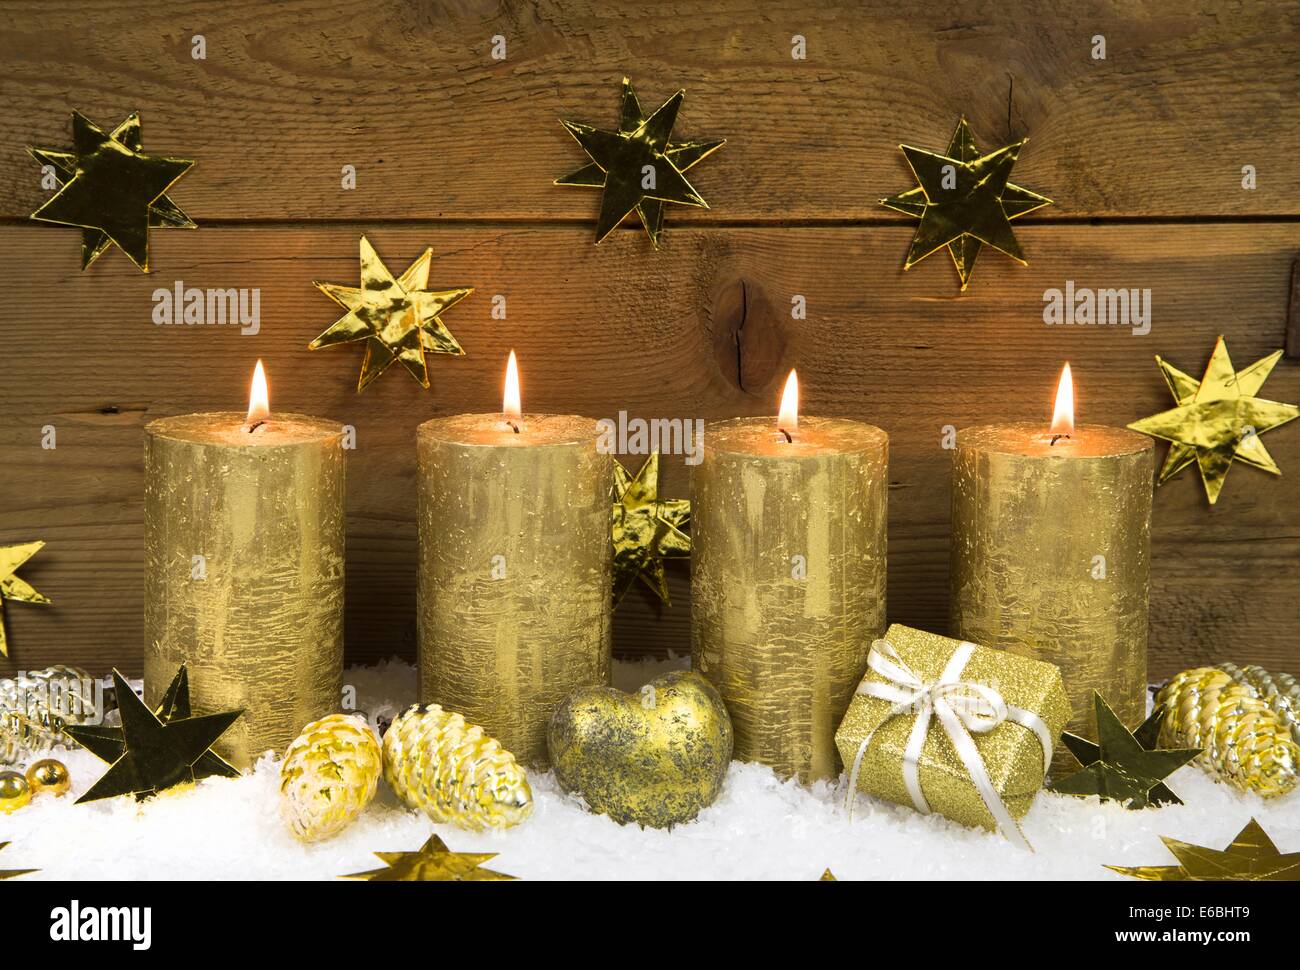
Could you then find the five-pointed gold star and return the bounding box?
[1128,336,1299,504]
[67,669,242,803]
[29,111,195,272]
[882,117,1051,290]
[611,453,691,606]
[1107,818,1300,881]
[1050,692,1200,809]
[341,834,517,881]
[310,236,473,391]
[0,842,37,880]
[0,540,51,658]
[558,78,724,248]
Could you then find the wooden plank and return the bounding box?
[1,222,1297,680]
[0,1,1297,221]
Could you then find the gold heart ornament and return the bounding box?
[548,670,732,828]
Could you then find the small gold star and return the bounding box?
[310,236,472,391]
[882,117,1051,290]
[29,111,195,272]
[0,540,51,658]
[558,78,722,247]
[1128,336,1298,504]
[611,453,691,606]
[342,834,517,881]
[1107,819,1300,881]
[1050,692,1200,809]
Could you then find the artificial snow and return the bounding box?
[4,656,1297,881]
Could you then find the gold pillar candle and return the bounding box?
[692,372,888,782]
[416,352,612,767]
[144,363,346,768]
[950,366,1153,774]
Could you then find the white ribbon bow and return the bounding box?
[844,639,1053,851]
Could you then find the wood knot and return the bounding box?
[709,276,788,395]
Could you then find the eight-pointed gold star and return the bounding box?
[558,78,720,247]
[1128,336,1299,504]
[310,236,473,391]
[341,834,517,881]
[67,669,242,803]
[882,117,1051,290]
[1050,692,1200,809]
[0,540,51,658]
[611,453,691,606]
[29,111,195,272]
[1107,818,1300,881]
[557,78,724,248]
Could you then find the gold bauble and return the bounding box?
[25,759,70,797]
[1156,667,1299,798]
[383,704,532,831]
[0,771,31,812]
[279,714,382,842]
[548,670,733,828]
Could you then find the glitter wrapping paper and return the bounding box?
[144,413,346,769]
[416,413,613,768]
[691,416,887,783]
[950,423,1152,775]
[836,624,1070,833]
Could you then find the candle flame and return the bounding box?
[778,369,799,439]
[246,359,270,426]
[503,350,522,426]
[1050,362,1074,437]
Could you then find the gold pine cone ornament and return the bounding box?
[1155,666,1299,798]
[279,714,383,842]
[382,704,533,830]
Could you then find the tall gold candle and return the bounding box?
[416,352,612,767]
[692,372,888,782]
[950,365,1153,773]
[144,362,346,768]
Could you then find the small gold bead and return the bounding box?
[26,758,71,797]
[0,770,31,813]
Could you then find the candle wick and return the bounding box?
[244,420,267,434]
[508,421,521,434]
[1050,433,1069,446]
[779,427,793,444]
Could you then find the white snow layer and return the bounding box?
[2,656,1296,881]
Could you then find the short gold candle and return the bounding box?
[950,422,1153,773]
[144,411,346,769]
[691,415,888,782]
[416,412,613,767]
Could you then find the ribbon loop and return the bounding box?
[843,638,1053,851]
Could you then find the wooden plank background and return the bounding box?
[1,1,1297,680]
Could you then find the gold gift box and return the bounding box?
[835,623,1071,834]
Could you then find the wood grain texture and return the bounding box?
[0,0,1297,221]
[0,223,1297,679]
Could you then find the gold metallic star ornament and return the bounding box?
[881,117,1051,290]
[0,541,51,658]
[1107,819,1300,881]
[1127,337,1299,504]
[557,77,723,247]
[29,111,195,271]
[310,236,472,391]
[611,453,691,606]
[1049,691,1200,809]
[0,842,37,880]
[341,834,518,881]
[66,669,241,803]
